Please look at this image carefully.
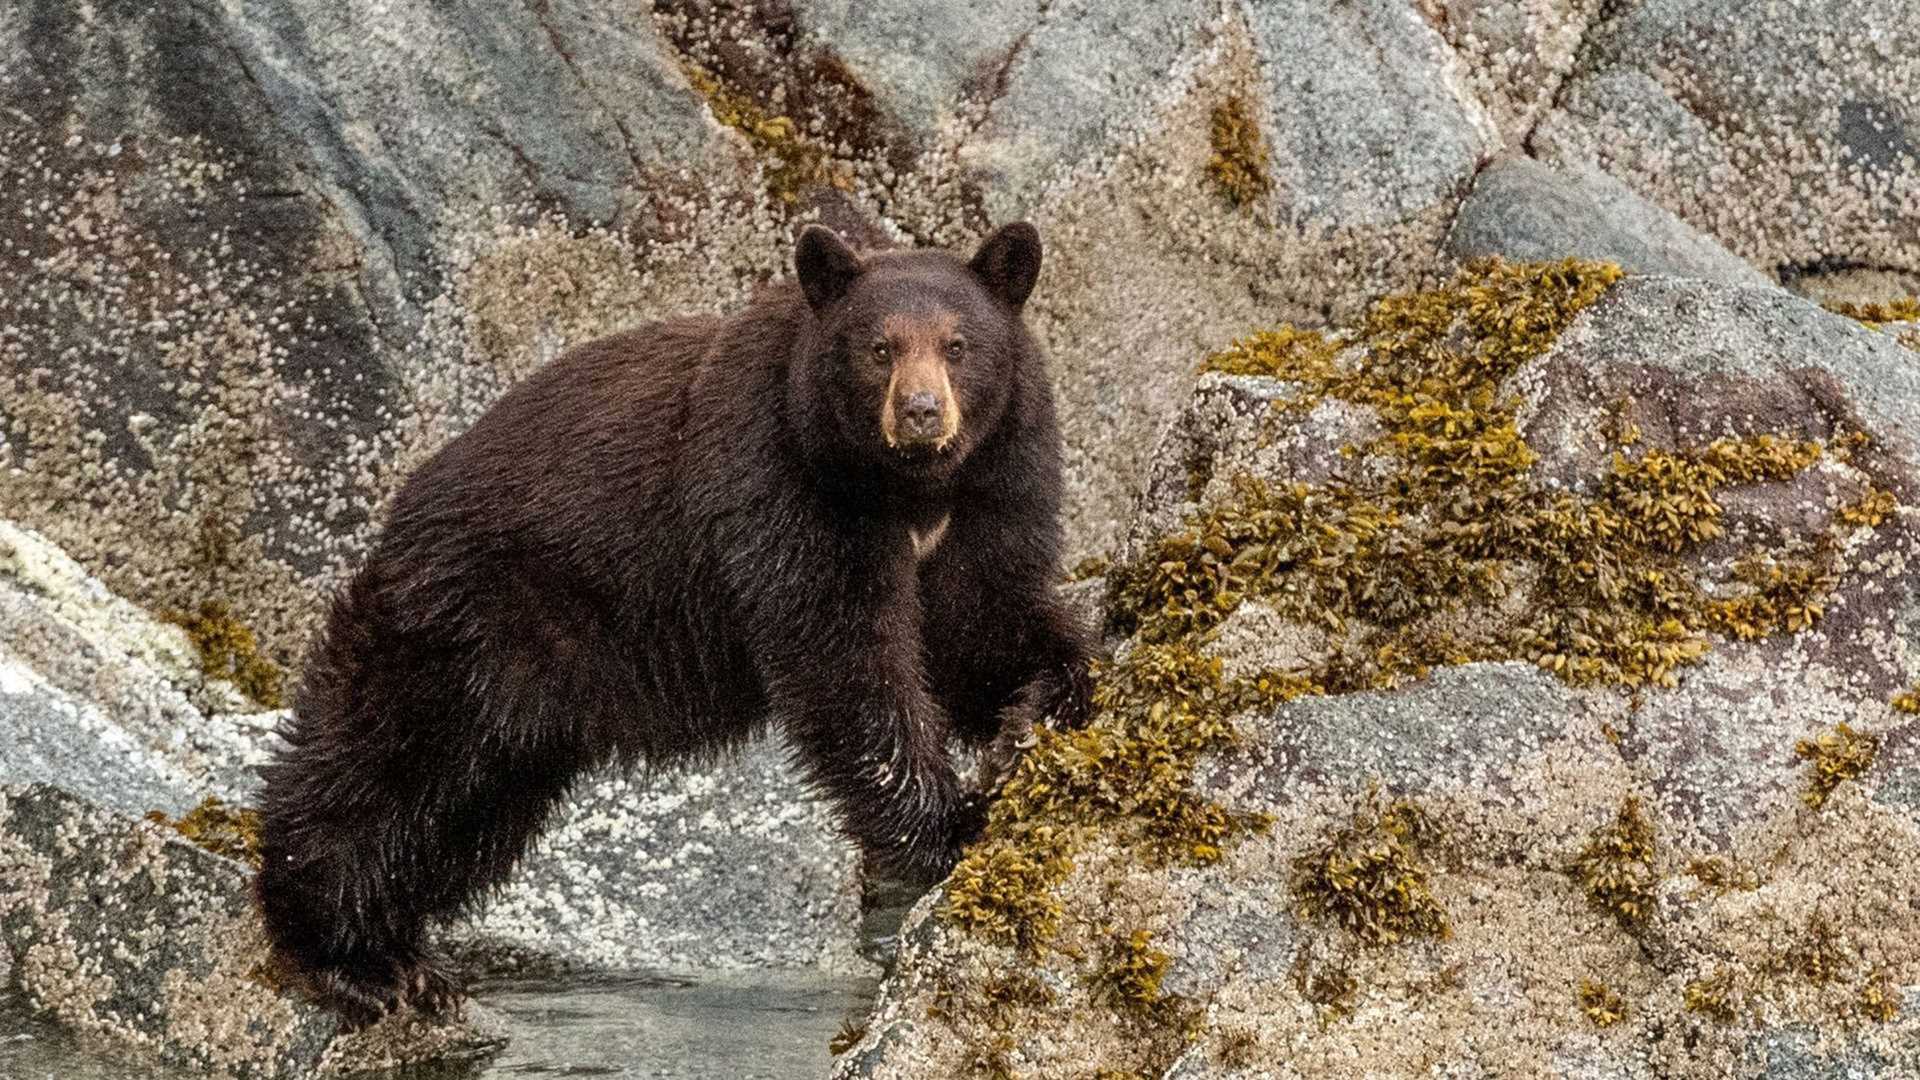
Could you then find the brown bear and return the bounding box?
[254,222,1093,1021]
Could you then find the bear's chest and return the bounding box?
[907,512,951,564]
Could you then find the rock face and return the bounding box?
[1532,0,1920,287]
[455,748,867,976]
[0,783,505,1078]
[0,523,277,814]
[835,267,1920,1078]
[5,0,1913,609]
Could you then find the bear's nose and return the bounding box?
[900,391,943,437]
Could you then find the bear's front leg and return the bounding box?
[917,509,1098,788]
[756,587,980,879]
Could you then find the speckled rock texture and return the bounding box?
[832,274,1920,1078]
[0,522,277,814]
[5,0,1913,601]
[453,748,869,977]
[6,1,1920,1071]
[0,783,505,1078]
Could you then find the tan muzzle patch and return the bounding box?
[879,314,963,451]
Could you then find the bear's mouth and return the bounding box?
[886,430,954,455]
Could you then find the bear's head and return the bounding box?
[790,222,1042,486]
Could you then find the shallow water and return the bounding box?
[0,970,877,1079]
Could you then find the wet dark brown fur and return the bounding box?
[254,223,1093,1022]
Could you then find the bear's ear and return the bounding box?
[795,225,864,312]
[968,222,1042,308]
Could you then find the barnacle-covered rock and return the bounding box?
[1446,156,1772,287]
[837,265,1920,1078]
[1531,0,1920,293]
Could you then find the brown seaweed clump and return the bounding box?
[1206,95,1273,209]
[1291,799,1449,945]
[1823,296,1920,327]
[1578,979,1626,1028]
[1573,796,1659,928]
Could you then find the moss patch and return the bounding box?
[1205,95,1272,209]
[163,599,285,708]
[145,795,262,867]
[1795,723,1878,808]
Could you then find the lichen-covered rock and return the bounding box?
[836,265,1920,1078]
[1532,0,1920,286]
[1447,155,1773,287]
[0,783,505,1078]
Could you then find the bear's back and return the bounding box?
[377,315,737,578]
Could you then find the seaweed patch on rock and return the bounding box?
[1205,95,1272,210]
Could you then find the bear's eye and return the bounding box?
[945,338,966,362]
[870,339,891,364]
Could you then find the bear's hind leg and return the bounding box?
[258,627,600,1023]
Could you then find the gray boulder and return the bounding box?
[1532,0,1920,283]
[1448,156,1773,286]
